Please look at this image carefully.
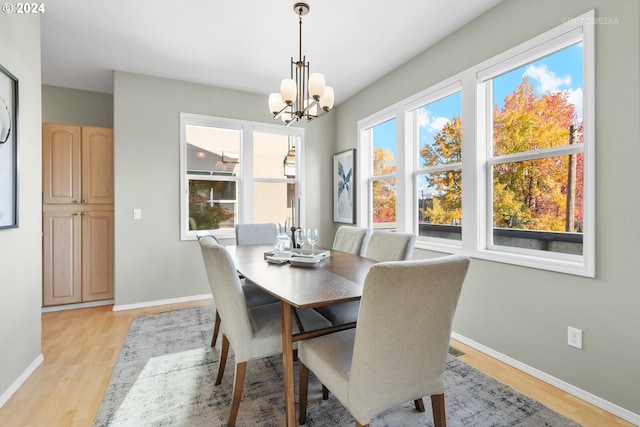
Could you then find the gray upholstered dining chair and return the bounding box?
[331,225,371,256]
[364,230,416,262]
[235,222,278,246]
[207,224,281,347]
[234,223,281,306]
[198,235,330,426]
[298,255,470,427]
[315,230,416,326]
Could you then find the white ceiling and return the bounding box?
[40,0,503,105]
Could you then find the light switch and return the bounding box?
[133,209,142,220]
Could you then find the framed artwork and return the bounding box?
[333,149,355,224]
[0,64,18,229]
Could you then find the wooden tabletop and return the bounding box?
[226,245,377,309]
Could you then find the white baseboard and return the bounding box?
[0,354,44,408]
[451,332,640,426]
[112,294,212,312]
[41,299,114,313]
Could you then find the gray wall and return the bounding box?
[42,85,114,128]
[0,14,43,400]
[112,71,333,306]
[333,0,639,417]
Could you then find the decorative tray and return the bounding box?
[264,249,330,265]
[289,257,323,268]
[290,249,330,260]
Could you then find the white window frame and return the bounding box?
[357,108,401,229]
[475,11,595,277]
[357,10,595,277]
[406,80,463,247]
[180,113,305,241]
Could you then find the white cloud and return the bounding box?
[567,87,583,121]
[418,108,451,134]
[524,64,571,94]
[524,64,583,120]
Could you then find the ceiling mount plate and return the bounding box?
[293,2,310,16]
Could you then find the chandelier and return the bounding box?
[269,2,334,125]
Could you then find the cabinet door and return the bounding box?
[43,206,82,306]
[81,208,114,301]
[42,124,82,204]
[82,127,114,204]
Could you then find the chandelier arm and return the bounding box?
[272,104,290,120]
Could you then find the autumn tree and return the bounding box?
[417,77,583,233]
[372,148,396,223]
[419,115,462,224]
[492,77,582,232]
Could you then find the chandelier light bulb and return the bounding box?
[280,79,297,105]
[269,93,284,114]
[308,73,326,100]
[320,86,334,111]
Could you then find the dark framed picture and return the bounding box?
[0,64,18,229]
[333,149,355,224]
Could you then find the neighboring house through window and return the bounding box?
[180,113,304,240]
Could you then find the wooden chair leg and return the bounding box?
[322,385,329,400]
[216,335,230,385]
[211,311,221,347]
[355,422,369,427]
[431,393,447,427]
[298,362,310,425]
[414,397,425,412]
[227,361,246,427]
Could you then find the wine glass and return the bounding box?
[294,228,305,251]
[306,228,319,256]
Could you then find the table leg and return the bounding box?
[281,301,296,427]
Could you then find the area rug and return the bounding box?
[93,305,581,426]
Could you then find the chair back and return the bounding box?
[196,230,221,244]
[364,230,415,261]
[235,223,277,245]
[332,226,371,256]
[198,235,253,358]
[348,255,470,422]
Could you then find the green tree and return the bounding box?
[189,181,235,230]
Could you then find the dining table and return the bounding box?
[226,244,377,427]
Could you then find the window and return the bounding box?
[482,43,584,257]
[358,113,398,230]
[357,10,594,276]
[371,118,397,229]
[180,114,304,240]
[411,87,462,242]
[477,21,593,275]
[252,131,298,224]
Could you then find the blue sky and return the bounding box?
[372,42,583,193]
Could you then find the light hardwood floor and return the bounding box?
[0,300,633,427]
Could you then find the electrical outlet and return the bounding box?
[568,326,583,349]
[133,209,142,220]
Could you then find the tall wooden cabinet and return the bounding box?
[42,123,114,306]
